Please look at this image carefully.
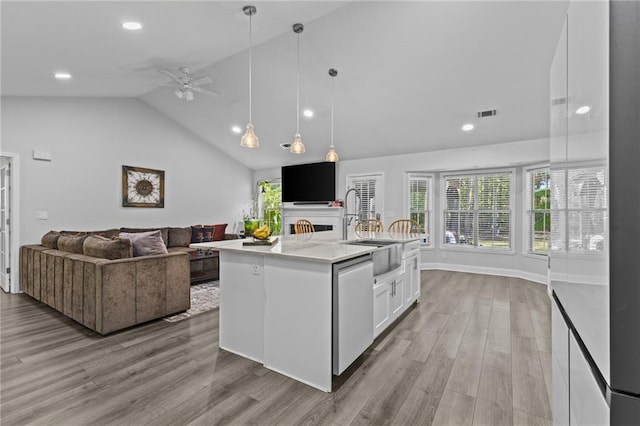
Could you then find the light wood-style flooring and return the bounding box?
[0,271,552,425]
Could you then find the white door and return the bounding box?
[0,162,10,293]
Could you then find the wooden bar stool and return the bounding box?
[294,219,315,234]
[388,219,420,235]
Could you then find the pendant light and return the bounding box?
[325,68,339,162]
[289,23,306,154]
[240,5,259,148]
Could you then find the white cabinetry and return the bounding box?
[405,253,420,304]
[373,268,403,338]
[569,331,610,425]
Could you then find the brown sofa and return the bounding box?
[20,245,189,335]
[18,225,234,335]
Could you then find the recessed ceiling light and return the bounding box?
[231,126,242,134]
[54,72,72,80]
[122,22,143,31]
[303,109,314,118]
[462,123,474,131]
[576,105,591,115]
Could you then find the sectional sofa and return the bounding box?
[19,225,230,335]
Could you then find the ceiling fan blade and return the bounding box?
[190,75,213,85]
[191,86,220,96]
[158,69,182,83]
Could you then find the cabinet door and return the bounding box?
[390,277,404,318]
[373,280,391,338]
[409,254,420,301]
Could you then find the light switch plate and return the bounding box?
[36,211,48,220]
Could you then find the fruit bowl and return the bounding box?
[252,225,272,240]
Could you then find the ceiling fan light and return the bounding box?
[241,123,259,148]
[326,145,339,162]
[174,88,184,99]
[290,133,305,154]
[184,89,194,101]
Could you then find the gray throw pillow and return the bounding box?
[119,230,168,257]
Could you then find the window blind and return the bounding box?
[408,174,432,245]
[527,167,551,254]
[443,171,512,250]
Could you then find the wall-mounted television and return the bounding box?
[282,162,336,203]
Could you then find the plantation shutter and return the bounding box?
[408,175,431,244]
[443,171,512,249]
[527,168,551,253]
[354,179,375,219]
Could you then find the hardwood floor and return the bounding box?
[0,271,552,425]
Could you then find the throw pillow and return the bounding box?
[120,227,169,246]
[119,230,168,257]
[83,235,133,260]
[205,223,228,241]
[41,230,62,249]
[57,234,88,254]
[191,226,214,243]
[168,227,192,247]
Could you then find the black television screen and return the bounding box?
[282,162,336,203]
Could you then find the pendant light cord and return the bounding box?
[331,75,334,146]
[296,32,300,133]
[248,12,253,124]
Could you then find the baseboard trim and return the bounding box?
[419,262,548,285]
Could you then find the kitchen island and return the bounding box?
[191,231,420,392]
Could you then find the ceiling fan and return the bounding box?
[157,67,219,101]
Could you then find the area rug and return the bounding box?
[163,280,220,322]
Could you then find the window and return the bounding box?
[408,174,432,245]
[347,173,384,221]
[261,181,282,234]
[550,165,607,253]
[526,167,551,254]
[443,171,513,250]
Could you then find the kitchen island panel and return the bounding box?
[219,251,265,363]
[264,256,333,391]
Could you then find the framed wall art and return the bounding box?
[122,165,165,208]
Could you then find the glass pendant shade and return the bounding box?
[290,133,305,154]
[240,123,259,148]
[326,145,338,162]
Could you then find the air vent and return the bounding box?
[280,143,292,149]
[477,109,497,118]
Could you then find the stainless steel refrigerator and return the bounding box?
[550,1,640,424]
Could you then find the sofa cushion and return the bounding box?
[168,227,192,247]
[41,231,62,249]
[83,235,133,260]
[57,234,88,254]
[191,226,214,243]
[120,230,168,257]
[205,223,228,241]
[120,227,169,246]
[90,228,121,239]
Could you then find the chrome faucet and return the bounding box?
[342,187,361,240]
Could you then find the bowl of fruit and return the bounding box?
[252,225,272,241]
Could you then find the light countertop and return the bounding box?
[190,230,420,263]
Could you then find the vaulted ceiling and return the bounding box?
[1,1,569,170]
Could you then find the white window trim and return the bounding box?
[441,167,516,254]
[405,172,434,248]
[524,163,551,257]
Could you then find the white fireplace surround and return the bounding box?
[282,204,344,235]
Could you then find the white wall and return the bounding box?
[2,96,253,247]
[255,138,551,283]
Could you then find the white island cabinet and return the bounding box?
[193,231,420,392]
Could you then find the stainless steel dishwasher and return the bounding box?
[332,253,374,375]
